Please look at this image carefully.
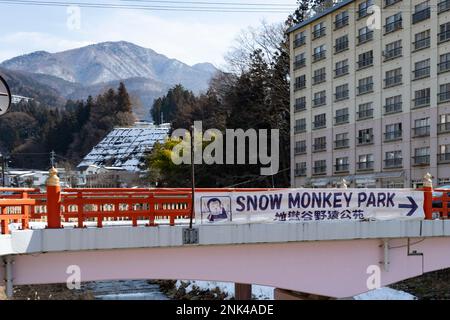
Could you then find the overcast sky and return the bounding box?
[0,0,297,68]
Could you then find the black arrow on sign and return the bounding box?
[399,196,419,216]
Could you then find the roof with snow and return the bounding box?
[77,122,171,172]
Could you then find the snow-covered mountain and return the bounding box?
[0,41,218,119]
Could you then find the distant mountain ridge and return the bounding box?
[0,41,218,119]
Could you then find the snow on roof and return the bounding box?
[77,123,170,172]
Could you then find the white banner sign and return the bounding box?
[195,189,425,224]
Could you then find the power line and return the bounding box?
[0,0,295,13]
[121,0,298,7]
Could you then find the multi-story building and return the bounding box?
[288,0,450,188]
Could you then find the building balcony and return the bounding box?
[294,81,306,91]
[384,75,402,88]
[334,91,349,102]
[438,0,450,14]
[313,144,327,152]
[312,74,326,85]
[295,169,307,177]
[439,30,450,44]
[294,147,307,155]
[313,97,326,107]
[384,20,402,34]
[439,61,450,74]
[357,135,374,145]
[334,66,349,78]
[413,66,430,80]
[413,125,430,138]
[313,121,326,130]
[334,114,349,125]
[357,83,374,95]
[384,103,402,114]
[294,125,306,134]
[294,59,306,70]
[438,152,450,163]
[357,31,373,45]
[294,102,306,112]
[357,109,374,120]
[312,166,327,176]
[357,58,373,70]
[357,161,374,171]
[312,27,326,40]
[384,131,402,142]
[413,37,430,51]
[294,36,306,48]
[438,91,450,103]
[412,155,430,166]
[313,51,326,62]
[383,47,402,61]
[334,16,349,30]
[412,7,430,24]
[438,122,450,134]
[334,42,349,54]
[334,164,349,173]
[334,139,349,149]
[384,158,403,169]
[413,96,430,108]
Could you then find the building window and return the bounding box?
[357,128,374,145]
[385,123,402,141]
[335,157,349,173]
[438,83,450,103]
[439,114,450,134]
[313,114,326,130]
[334,11,349,29]
[358,26,373,44]
[357,76,373,95]
[384,13,402,34]
[412,1,430,24]
[384,95,402,114]
[334,132,349,149]
[313,91,326,107]
[413,59,430,80]
[313,67,326,85]
[385,0,401,7]
[313,136,327,152]
[358,0,374,18]
[294,119,306,133]
[295,140,307,155]
[384,68,402,88]
[357,50,373,69]
[439,0,450,14]
[335,59,349,78]
[357,102,374,120]
[414,88,430,108]
[384,151,402,168]
[313,45,326,62]
[295,162,307,176]
[413,30,430,51]
[335,108,349,124]
[413,147,430,165]
[438,144,450,163]
[335,35,349,53]
[294,75,306,91]
[439,53,450,74]
[294,32,306,48]
[312,22,326,39]
[335,84,349,102]
[294,53,306,70]
[313,160,327,175]
[439,22,450,43]
[384,40,402,61]
[294,97,306,112]
[413,117,430,137]
[358,154,374,171]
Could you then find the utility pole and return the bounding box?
[1,153,5,187]
[50,150,56,168]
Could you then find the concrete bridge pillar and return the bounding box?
[3,255,14,298]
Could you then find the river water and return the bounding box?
[81,280,170,300]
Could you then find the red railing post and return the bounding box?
[423,173,434,220]
[46,167,62,229]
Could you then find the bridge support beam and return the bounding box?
[274,289,334,300]
[234,283,252,300]
[3,255,14,298]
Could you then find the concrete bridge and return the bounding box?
[1,169,449,300]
